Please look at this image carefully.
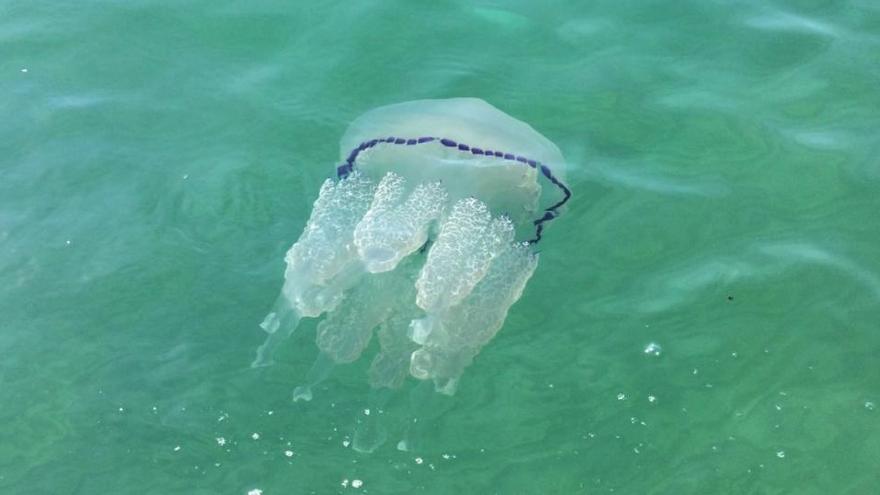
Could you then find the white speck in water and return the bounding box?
[617,393,626,401]
[776,450,785,458]
[173,445,181,452]
[731,352,738,358]
[251,433,260,440]
[267,410,274,415]
[643,342,662,356]
[343,440,351,448]
[21,68,28,73]
[548,383,554,388]
[414,457,424,465]
[865,401,876,411]
[118,407,124,413]
[152,406,157,413]
[351,479,363,488]
[692,368,699,375]
[284,450,294,457]
[247,489,263,495]
[648,395,657,403]
[633,447,640,454]
[216,437,226,446]
[442,453,451,460]
[363,408,370,416]
[182,174,189,180]
[340,479,349,488]
[775,404,782,411]
[66,240,72,246]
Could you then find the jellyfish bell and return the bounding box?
[253,98,570,410]
[338,98,569,240]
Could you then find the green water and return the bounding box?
[2,1,879,493]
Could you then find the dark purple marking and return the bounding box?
[336,134,571,243]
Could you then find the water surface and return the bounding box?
[2,1,879,493]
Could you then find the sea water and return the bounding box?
[1,1,878,493]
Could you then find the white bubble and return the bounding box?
[251,433,260,440]
[173,445,181,452]
[648,395,656,403]
[216,437,226,446]
[865,401,876,411]
[617,393,626,401]
[415,457,424,465]
[643,342,662,356]
[776,450,785,458]
[351,479,363,488]
[284,450,294,457]
[21,68,28,73]
[247,489,263,495]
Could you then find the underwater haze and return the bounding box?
[2,1,879,494]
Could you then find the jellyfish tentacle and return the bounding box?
[415,198,513,314]
[251,296,302,368]
[354,172,447,273]
[292,352,335,402]
[410,241,538,390]
[280,173,374,318]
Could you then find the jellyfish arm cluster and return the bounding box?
[252,98,571,398]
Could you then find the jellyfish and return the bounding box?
[253,98,570,403]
